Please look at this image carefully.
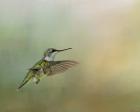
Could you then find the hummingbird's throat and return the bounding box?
[44,56,51,61]
[44,52,57,61]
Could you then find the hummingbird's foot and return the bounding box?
[35,79,40,84]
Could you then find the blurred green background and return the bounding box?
[0,0,140,112]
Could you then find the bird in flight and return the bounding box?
[17,48,78,90]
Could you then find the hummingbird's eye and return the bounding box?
[48,49,53,53]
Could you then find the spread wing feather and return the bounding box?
[48,60,78,76]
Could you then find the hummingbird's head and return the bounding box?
[44,48,72,61]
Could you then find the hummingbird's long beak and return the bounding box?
[56,48,72,52]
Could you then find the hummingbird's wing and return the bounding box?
[48,60,78,76]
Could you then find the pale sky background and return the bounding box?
[0,0,136,24]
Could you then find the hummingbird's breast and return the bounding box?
[31,59,50,77]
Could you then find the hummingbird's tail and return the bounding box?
[17,80,29,90]
[17,71,33,90]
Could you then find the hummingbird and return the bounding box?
[17,48,78,90]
